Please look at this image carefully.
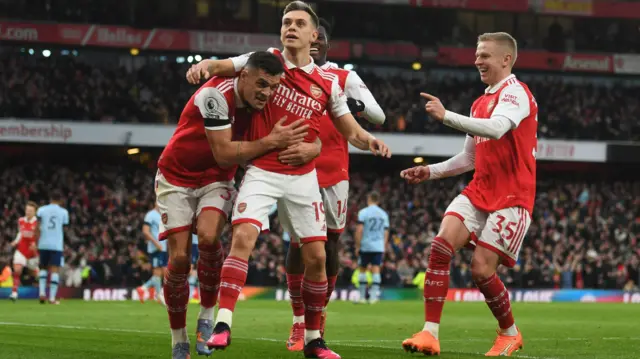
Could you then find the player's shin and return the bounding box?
[216,224,256,327]
[358,271,367,302]
[38,269,48,298]
[423,236,454,339]
[49,272,60,302]
[164,259,191,345]
[197,240,224,321]
[286,243,305,323]
[325,233,341,306]
[370,272,381,302]
[475,272,517,335]
[301,241,328,344]
[12,269,20,294]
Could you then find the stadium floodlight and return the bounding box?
[61,50,70,56]
[176,57,185,64]
[42,49,51,58]
[210,56,218,60]
[130,48,140,56]
[344,63,354,71]
[413,157,424,164]
[412,62,422,71]
[127,148,140,155]
[187,56,194,63]
[28,48,34,55]
[194,54,202,62]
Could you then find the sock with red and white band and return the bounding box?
[216,256,249,328]
[12,271,20,294]
[302,278,328,344]
[475,273,518,336]
[197,241,224,321]
[164,264,190,346]
[422,236,454,339]
[286,273,305,324]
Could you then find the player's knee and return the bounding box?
[231,224,258,254]
[470,256,493,282]
[197,227,219,246]
[437,215,470,251]
[302,243,326,272]
[169,251,191,271]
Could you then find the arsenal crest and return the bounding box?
[237,202,247,213]
[487,99,496,112]
[161,213,168,224]
[310,84,322,99]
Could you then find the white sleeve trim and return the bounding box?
[329,78,350,119]
[428,136,475,180]
[194,87,232,130]
[443,111,513,140]
[345,71,385,125]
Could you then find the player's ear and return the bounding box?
[311,29,318,43]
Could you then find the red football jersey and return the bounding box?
[158,76,243,188]
[230,49,350,175]
[17,216,38,258]
[315,64,350,188]
[462,75,538,214]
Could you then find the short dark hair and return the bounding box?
[368,191,380,203]
[50,190,62,202]
[319,18,332,38]
[246,51,284,76]
[283,1,319,28]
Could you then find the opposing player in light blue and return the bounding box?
[354,191,389,304]
[37,191,69,304]
[136,203,167,304]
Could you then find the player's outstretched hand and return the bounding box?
[400,165,430,184]
[420,93,446,122]
[368,138,391,158]
[186,61,213,84]
[278,142,320,166]
[268,116,309,149]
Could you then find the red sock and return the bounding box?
[218,256,248,312]
[164,264,190,329]
[198,241,225,309]
[286,273,304,316]
[424,237,453,324]
[302,278,327,330]
[476,273,514,329]
[325,275,337,307]
[12,271,20,292]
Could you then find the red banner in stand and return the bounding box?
[410,0,529,12]
[438,47,614,73]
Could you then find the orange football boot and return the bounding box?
[402,330,440,356]
[485,329,523,356]
[287,322,305,351]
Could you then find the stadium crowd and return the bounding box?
[2,53,640,141]
[1,161,638,291]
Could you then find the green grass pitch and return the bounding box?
[0,300,638,358]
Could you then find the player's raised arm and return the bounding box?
[421,87,530,140]
[400,135,475,184]
[328,79,391,157]
[186,53,251,84]
[344,71,386,125]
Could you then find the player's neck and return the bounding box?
[283,47,312,68]
[315,57,327,67]
[489,72,513,88]
[25,215,34,220]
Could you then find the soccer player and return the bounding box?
[282,17,387,350]
[188,3,390,358]
[136,203,166,304]
[157,51,308,359]
[36,191,69,305]
[9,201,39,301]
[400,32,537,356]
[354,191,389,304]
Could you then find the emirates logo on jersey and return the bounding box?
[487,99,496,112]
[310,84,322,99]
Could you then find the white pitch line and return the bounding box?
[2,321,635,359]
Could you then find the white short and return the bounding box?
[13,250,39,270]
[444,194,531,267]
[232,166,326,245]
[155,170,236,239]
[320,180,349,233]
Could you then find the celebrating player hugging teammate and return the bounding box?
[157,51,312,359]
[281,17,387,352]
[186,1,391,358]
[401,32,537,357]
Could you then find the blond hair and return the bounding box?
[283,1,319,28]
[478,32,518,67]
